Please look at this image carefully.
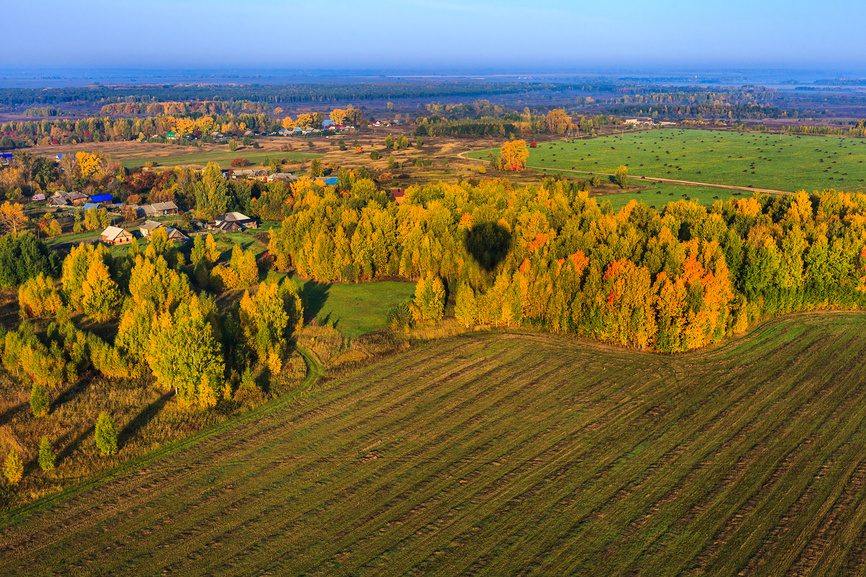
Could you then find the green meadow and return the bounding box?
[471,129,866,195]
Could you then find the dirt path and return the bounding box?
[454,150,794,196]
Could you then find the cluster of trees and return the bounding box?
[606,103,790,121]
[1,230,303,409]
[268,176,866,352]
[415,109,612,138]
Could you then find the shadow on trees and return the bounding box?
[117,390,174,451]
[464,222,512,273]
[299,280,331,323]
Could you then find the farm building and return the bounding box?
[32,193,46,202]
[391,189,406,204]
[100,226,134,245]
[81,203,99,211]
[316,177,338,186]
[47,196,69,207]
[89,194,114,204]
[139,219,164,238]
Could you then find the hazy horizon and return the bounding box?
[3,0,864,80]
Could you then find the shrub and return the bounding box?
[231,158,251,168]
[95,412,118,456]
[370,150,380,160]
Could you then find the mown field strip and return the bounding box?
[2,314,866,576]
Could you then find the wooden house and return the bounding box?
[101,226,134,245]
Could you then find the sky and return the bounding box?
[2,0,865,74]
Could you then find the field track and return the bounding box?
[2,313,866,576]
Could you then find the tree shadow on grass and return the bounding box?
[50,379,92,414]
[117,390,174,451]
[56,424,95,466]
[299,280,331,324]
[0,401,28,428]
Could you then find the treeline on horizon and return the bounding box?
[0,82,619,108]
[268,178,866,352]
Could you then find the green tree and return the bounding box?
[147,295,225,407]
[30,382,49,417]
[194,161,229,221]
[310,158,323,178]
[95,412,118,455]
[38,437,55,471]
[4,448,23,484]
[370,150,380,160]
[384,135,393,149]
[228,139,238,152]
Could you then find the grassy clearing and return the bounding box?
[2,312,865,575]
[470,129,866,194]
[290,276,416,338]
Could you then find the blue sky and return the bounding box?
[2,0,864,72]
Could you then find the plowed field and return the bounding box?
[2,313,866,576]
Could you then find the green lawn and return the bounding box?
[288,275,416,338]
[471,129,866,194]
[119,148,321,169]
[3,313,866,575]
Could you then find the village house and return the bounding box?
[268,172,299,183]
[165,227,189,241]
[139,219,164,238]
[214,212,257,230]
[151,201,179,216]
[100,226,134,245]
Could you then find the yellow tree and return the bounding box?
[82,258,122,322]
[0,201,28,234]
[499,140,529,171]
[545,109,571,134]
[18,273,63,318]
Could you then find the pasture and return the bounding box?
[2,312,865,576]
[530,129,866,194]
[470,129,866,196]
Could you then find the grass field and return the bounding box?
[119,148,320,169]
[2,312,865,576]
[290,276,416,338]
[593,182,745,211]
[470,129,866,195]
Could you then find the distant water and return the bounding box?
[0,68,864,89]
